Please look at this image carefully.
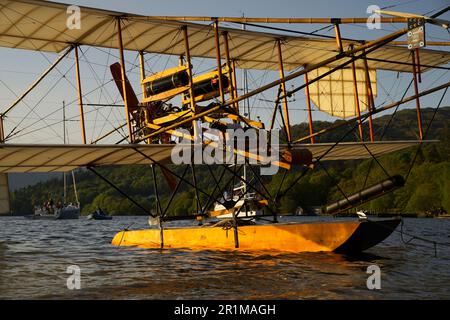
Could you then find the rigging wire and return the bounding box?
[362,57,448,188]
[380,0,422,10]
[79,47,129,140]
[5,42,153,142]
[90,20,117,142]
[230,21,362,42]
[0,10,126,143]
[404,87,448,182]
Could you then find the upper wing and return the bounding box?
[0,0,449,72]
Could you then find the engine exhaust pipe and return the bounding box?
[324,175,405,214]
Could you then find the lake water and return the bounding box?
[0,216,449,299]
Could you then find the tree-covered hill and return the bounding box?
[10,107,450,216]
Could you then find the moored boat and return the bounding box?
[25,203,80,220]
[87,208,112,220]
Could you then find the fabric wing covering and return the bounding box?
[0,144,175,173]
[291,140,431,161]
[0,141,433,173]
[308,67,377,119]
[0,0,449,72]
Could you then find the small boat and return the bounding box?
[430,207,450,219]
[24,102,81,221]
[87,208,112,220]
[26,203,80,220]
[56,203,80,219]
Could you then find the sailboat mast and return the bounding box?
[63,101,67,204]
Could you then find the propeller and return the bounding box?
[110,62,178,192]
[110,62,140,109]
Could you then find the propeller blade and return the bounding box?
[110,63,177,191]
[109,62,140,109]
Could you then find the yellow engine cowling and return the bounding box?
[142,65,190,103]
[182,67,230,105]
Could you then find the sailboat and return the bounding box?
[26,102,80,220]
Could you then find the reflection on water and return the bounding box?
[0,216,449,299]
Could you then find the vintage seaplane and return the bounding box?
[0,0,449,253]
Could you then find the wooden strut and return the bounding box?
[178,55,186,109]
[411,50,424,140]
[222,31,237,113]
[74,45,87,144]
[334,23,343,53]
[231,60,240,113]
[233,214,240,248]
[117,17,134,143]
[231,157,240,248]
[362,52,375,142]
[151,164,164,249]
[139,51,152,144]
[145,27,409,140]
[213,20,225,103]
[415,48,422,83]
[276,39,292,143]
[304,69,315,144]
[350,46,364,140]
[148,16,408,24]
[391,41,450,46]
[139,51,146,100]
[182,26,199,140]
[0,115,4,143]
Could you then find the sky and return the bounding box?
[0,0,448,144]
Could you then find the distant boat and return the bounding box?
[87,208,112,220]
[426,207,449,219]
[25,101,80,221]
[26,203,80,220]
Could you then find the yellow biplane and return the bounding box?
[0,0,449,253]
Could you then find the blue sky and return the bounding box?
[0,0,448,144]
